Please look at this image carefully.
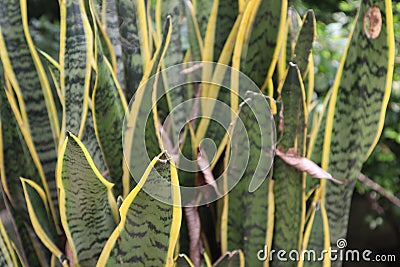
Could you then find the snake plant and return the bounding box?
[0,0,394,266]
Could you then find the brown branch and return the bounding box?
[357,173,400,208]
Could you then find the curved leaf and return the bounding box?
[21,178,68,266]
[0,0,59,230]
[123,16,172,195]
[57,132,117,267]
[241,0,287,89]
[92,45,127,197]
[0,217,18,266]
[97,154,181,266]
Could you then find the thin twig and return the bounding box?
[357,173,400,208]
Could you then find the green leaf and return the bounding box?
[0,87,41,219]
[322,0,394,261]
[194,0,213,39]
[93,32,127,197]
[213,0,238,62]
[293,10,316,78]
[159,0,183,67]
[183,0,203,61]
[241,0,287,89]
[123,16,172,194]
[0,0,59,226]
[95,0,125,92]
[0,218,18,266]
[116,0,144,100]
[213,250,245,267]
[97,154,181,266]
[21,178,68,266]
[80,109,108,175]
[271,64,307,267]
[38,50,62,105]
[3,199,47,266]
[60,0,93,138]
[174,254,194,267]
[57,132,117,267]
[225,92,275,266]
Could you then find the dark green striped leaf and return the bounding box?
[98,0,125,91]
[123,16,172,192]
[213,0,238,62]
[213,250,245,267]
[57,132,117,267]
[116,0,143,100]
[0,0,59,220]
[293,10,316,78]
[21,178,68,266]
[323,1,394,264]
[0,87,42,219]
[183,0,202,61]
[226,92,275,266]
[93,32,126,197]
[241,0,286,88]
[60,0,93,137]
[81,109,107,175]
[194,0,213,39]
[98,156,181,266]
[271,64,306,267]
[161,0,183,67]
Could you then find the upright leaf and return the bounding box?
[60,0,93,138]
[292,10,316,78]
[21,178,68,266]
[99,0,125,91]
[0,0,59,227]
[271,64,307,267]
[0,217,18,266]
[93,31,127,197]
[194,0,213,39]
[97,155,181,266]
[57,133,117,267]
[213,0,238,62]
[225,93,275,266]
[322,1,394,265]
[116,0,148,100]
[241,0,287,89]
[123,17,172,195]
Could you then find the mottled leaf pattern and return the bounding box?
[116,0,143,100]
[57,133,116,267]
[226,93,275,266]
[293,10,316,78]
[21,178,67,266]
[0,0,59,223]
[60,0,92,137]
[271,64,306,267]
[241,0,286,88]
[323,1,394,264]
[98,156,181,266]
[93,31,126,197]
